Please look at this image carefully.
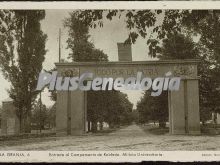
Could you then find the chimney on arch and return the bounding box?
[117,43,132,61]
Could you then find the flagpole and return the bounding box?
[59,28,61,62]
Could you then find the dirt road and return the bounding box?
[0,124,219,150]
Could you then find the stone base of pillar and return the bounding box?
[56,131,68,136]
[188,130,201,135]
[71,130,85,135]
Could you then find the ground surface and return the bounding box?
[0,124,219,150]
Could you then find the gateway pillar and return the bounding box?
[169,79,200,134]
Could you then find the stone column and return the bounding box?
[117,43,132,61]
[185,79,200,134]
[70,90,86,135]
[56,91,68,135]
[56,88,87,136]
[168,79,201,135]
[169,80,186,134]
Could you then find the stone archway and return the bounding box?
[55,60,200,135]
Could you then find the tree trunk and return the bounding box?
[88,121,91,132]
[159,120,166,128]
[91,121,97,133]
[19,112,22,133]
[109,122,114,129]
[17,107,24,134]
[24,101,32,133]
[18,109,26,134]
[20,117,25,134]
[100,122,103,130]
[24,114,31,133]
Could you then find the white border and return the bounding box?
[0,1,220,163]
[0,1,220,10]
[0,151,220,162]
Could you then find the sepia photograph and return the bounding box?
[0,1,220,162]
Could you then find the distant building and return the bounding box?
[0,105,2,130]
[1,98,20,135]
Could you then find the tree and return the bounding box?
[0,10,47,133]
[32,99,47,130]
[31,100,56,130]
[64,11,108,62]
[137,91,168,128]
[181,10,220,66]
[157,33,199,60]
[117,92,134,125]
[101,91,133,128]
[46,103,56,129]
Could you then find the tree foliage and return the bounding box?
[31,99,56,130]
[64,12,108,62]
[137,91,168,127]
[0,10,47,132]
[157,33,199,60]
[69,10,220,62]
[87,91,133,130]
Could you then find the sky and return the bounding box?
[0,10,158,108]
